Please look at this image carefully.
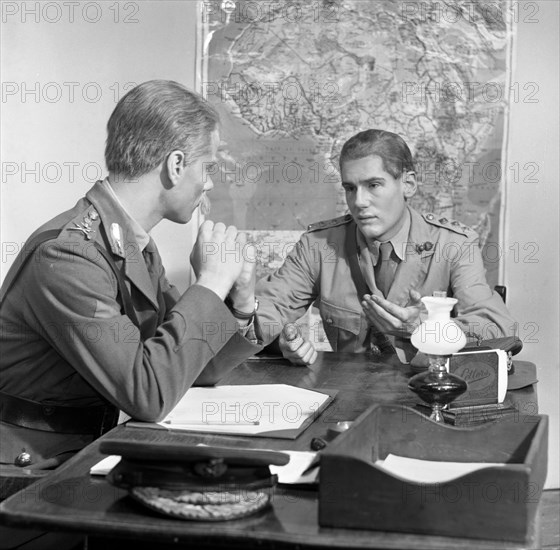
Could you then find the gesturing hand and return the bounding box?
[362,289,424,338]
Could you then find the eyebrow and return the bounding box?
[341,177,386,186]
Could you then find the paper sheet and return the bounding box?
[375,453,505,484]
[90,450,318,485]
[129,384,331,437]
[269,451,318,484]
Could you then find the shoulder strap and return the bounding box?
[1,229,140,329]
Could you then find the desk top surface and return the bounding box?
[0,352,546,550]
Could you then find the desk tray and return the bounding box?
[319,404,548,542]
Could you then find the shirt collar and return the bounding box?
[102,178,151,252]
[357,208,411,265]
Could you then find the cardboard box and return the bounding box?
[449,349,507,406]
[319,404,548,542]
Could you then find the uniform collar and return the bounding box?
[102,179,151,253]
[357,208,411,265]
[353,206,437,306]
[85,180,159,310]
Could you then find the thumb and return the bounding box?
[281,323,303,351]
[409,289,423,303]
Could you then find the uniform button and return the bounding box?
[15,451,32,467]
[370,344,381,355]
[424,242,433,251]
[439,217,448,224]
[426,214,434,220]
[326,318,333,325]
[90,210,99,221]
[43,405,55,416]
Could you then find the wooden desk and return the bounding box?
[0,352,551,549]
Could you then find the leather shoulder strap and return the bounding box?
[343,225,395,355]
[344,223,371,297]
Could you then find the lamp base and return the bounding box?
[408,355,467,423]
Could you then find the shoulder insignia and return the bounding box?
[65,206,100,241]
[307,214,353,233]
[422,212,475,237]
[109,223,125,256]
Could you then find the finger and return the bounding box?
[409,289,423,304]
[213,221,227,235]
[198,219,214,237]
[235,231,248,246]
[302,345,317,365]
[308,349,318,365]
[369,294,409,321]
[295,341,313,357]
[361,299,382,323]
[281,324,304,353]
[283,323,300,342]
[363,296,400,326]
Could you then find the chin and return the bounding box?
[358,222,385,241]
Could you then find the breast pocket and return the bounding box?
[319,299,365,352]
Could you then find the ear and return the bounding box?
[402,171,417,199]
[165,150,186,186]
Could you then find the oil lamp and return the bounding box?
[408,296,468,422]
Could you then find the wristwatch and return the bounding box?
[225,297,259,322]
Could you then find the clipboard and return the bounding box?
[127,385,338,440]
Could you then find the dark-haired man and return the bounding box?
[257,129,515,364]
[0,80,262,468]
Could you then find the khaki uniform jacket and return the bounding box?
[256,207,515,354]
[0,181,261,466]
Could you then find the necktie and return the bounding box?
[374,242,398,298]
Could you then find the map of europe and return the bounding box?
[201,0,514,285]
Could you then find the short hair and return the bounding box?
[339,129,414,178]
[105,80,219,179]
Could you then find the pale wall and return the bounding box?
[504,1,559,489]
[1,1,559,488]
[0,0,198,290]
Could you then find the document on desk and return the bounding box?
[375,454,505,484]
[127,384,336,439]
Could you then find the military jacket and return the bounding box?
[0,180,261,465]
[256,207,515,354]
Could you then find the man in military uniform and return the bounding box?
[256,129,515,365]
[0,81,262,470]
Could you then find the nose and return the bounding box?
[354,185,369,208]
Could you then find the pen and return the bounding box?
[163,420,260,426]
[301,456,321,475]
